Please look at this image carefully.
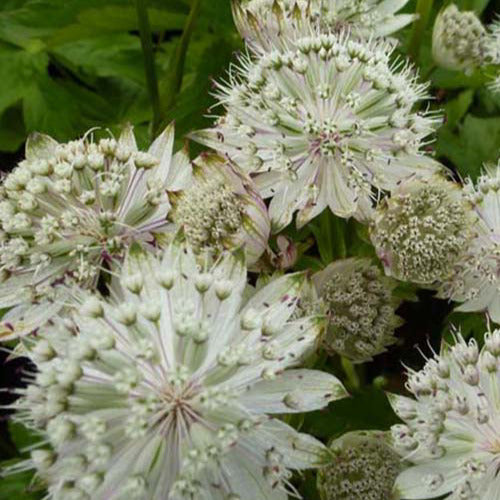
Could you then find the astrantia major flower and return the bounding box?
[0,124,190,339]
[9,242,347,500]
[317,430,402,500]
[370,175,476,285]
[312,258,402,363]
[389,331,500,499]
[432,4,488,72]
[233,0,416,52]
[192,31,442,231]
[168,153,270,265]
[439,161,500,322]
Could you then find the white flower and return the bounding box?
[485,17,500,63]
[488,73,500,94]
[439,161,500,323]
[192,30,442,232]
[485,19,500,93]
[0,124,191,340]
[169,153,270,265]
[389,331,500,499]
[233,0,416,52]
[370,175,476,285]
[312,258,403,363]
[317,430,402,499]
[9,241,347,500]
[432,4,487,72]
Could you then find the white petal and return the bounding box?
[239,369,347,413]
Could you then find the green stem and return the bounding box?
[408,0,435,62]
[331,215,347,260]
[341,356,361,392]
[160,0,202,119]
[421,63,437,82]
[135,0,161,139]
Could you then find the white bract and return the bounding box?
[317,430,401,500]
[371,175,475,285]
[234,0,416,51]
[312,258,402,363]
[0,124,190,339]
[439,161,500,323]
[390,331,500,499]
[432,4,487,72]
[169,153,270,265]
[192,30,441,231]
[10,242,347,500]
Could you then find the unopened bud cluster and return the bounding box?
[170,154,270,264]
[371,176,475,285]
[313,258,402,362]
[432,4,487,71]
[317,430,401,500]
[390,331,500,499]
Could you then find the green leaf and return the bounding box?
[0,46,48,115]
[444,89,474,129]
[8,421,40,453]
[441,311,488,344]
[436,115,500,180]
[0,466,44,500]
[48,6,186,47]
[302,388,400,440]
[0,106,25,152]
[52,34,145,84]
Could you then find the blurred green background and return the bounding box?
[0,0,498,498]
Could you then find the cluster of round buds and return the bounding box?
[432,4,488,72]
[439,161,500,323]
[168,153,270,265]
[233,0,416,52]
[8,241,347,500]
[370,175,476,286]
[389,331,500,499]
[312,258,403,363]
[192,30,442,231]
[317,430,402,500]
[0,124,191,339]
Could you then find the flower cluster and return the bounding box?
[432,4,488,72]
[317,430,402,500]
[312,258,402,362]
[0,124,190,339]
[168,153,270,264]
[9,241,347,500]
[193,30,441,231]
[439,161,500,322]
[233,0,416,51]
[370,176,476,285]
[390,331,500,499]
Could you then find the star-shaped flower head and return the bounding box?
[439,160,500,323]
[233,0,416,52]
[0,124,191,340]
[311,258,403,363]
[389,331,500,499]
[9,241,347,500]
[370,175,476,286]
[317,430,402,499]
[432,4,488,72]
[168,153,270,265]
[192,30,442,232]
